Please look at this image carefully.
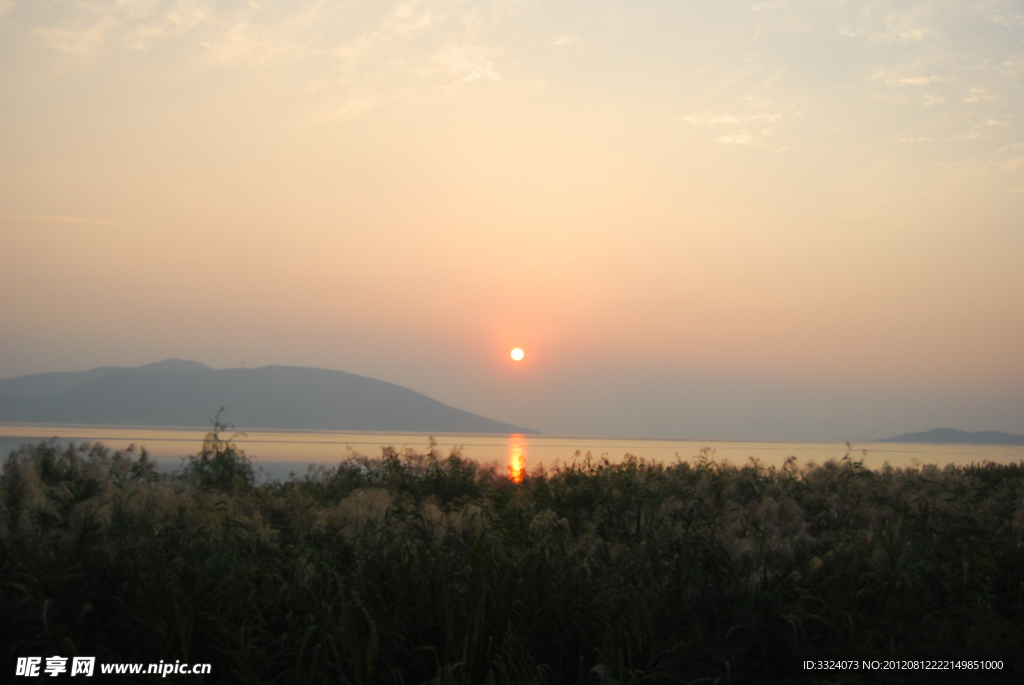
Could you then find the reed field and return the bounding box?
[2,428,1022,684]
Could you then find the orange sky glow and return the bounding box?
[1,0,1022,439]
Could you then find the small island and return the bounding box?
[879,428,1024,446]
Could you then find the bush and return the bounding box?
[2,441,1022,684]
[185,410,255,493]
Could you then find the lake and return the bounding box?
[3,424,1023,482]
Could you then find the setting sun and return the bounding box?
[510,348,524,362]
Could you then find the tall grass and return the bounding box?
[2,433,1022,683]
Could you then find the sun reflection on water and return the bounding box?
[507,435,527,483]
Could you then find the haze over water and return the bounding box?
[3,425,1022,483]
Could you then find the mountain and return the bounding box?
[878,428,1024,446]
[0,359,537,434]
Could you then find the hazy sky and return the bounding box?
[1,0,1022,440]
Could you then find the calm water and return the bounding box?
[2,424,1022,482]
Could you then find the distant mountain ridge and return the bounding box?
[879,428,1024,446]
[0,359,537,434]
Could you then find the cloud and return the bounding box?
[897,137,932,143]
[30,0,218,55]
[25,0,493,79]
[166,0,214,29]
[199,20,286,66]
[988,13,1024,27]
[680,104,792,147]
[844,7,941,44]
[197,3,347,68]
[1001,156,1024,172]
[1004,57,1024,77]
[954,118,1010,140]
[551,35,578,47]
[896,76,936,85]
[423,43,499,83]
[34,17,119,55]
[716,133,754,145]
[961,87,999,103]
[878,72,950,87]
[897,28,932,41]
[680,111,783,125]
[681,113,742,125]
[17,0,508,121]
[384,1,437,36]
[123,0,214,50]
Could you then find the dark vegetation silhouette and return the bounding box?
[2,430,1022,683]
[185,409,255,493]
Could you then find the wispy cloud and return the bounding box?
[680,104,793,147]
[21,1,512,125]
[896,28,932,41]
[1003,57,1024,77]
[34,17,120,55]
[30,0,216,55]
[424,43,500,83]
[13,0,1024,157]
[821,4,944,45]
[961,87,999,103]
[954,118,1010,140]
[988,12,1024,27]
[680,111,785,125]
[873,66,951,88]
[894,76,939,85]
[878,8,938,43]
[25,0,502,82]
[1001,156,1024,172]
[716,133,754,145]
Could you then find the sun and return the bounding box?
[510,348,524,361]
